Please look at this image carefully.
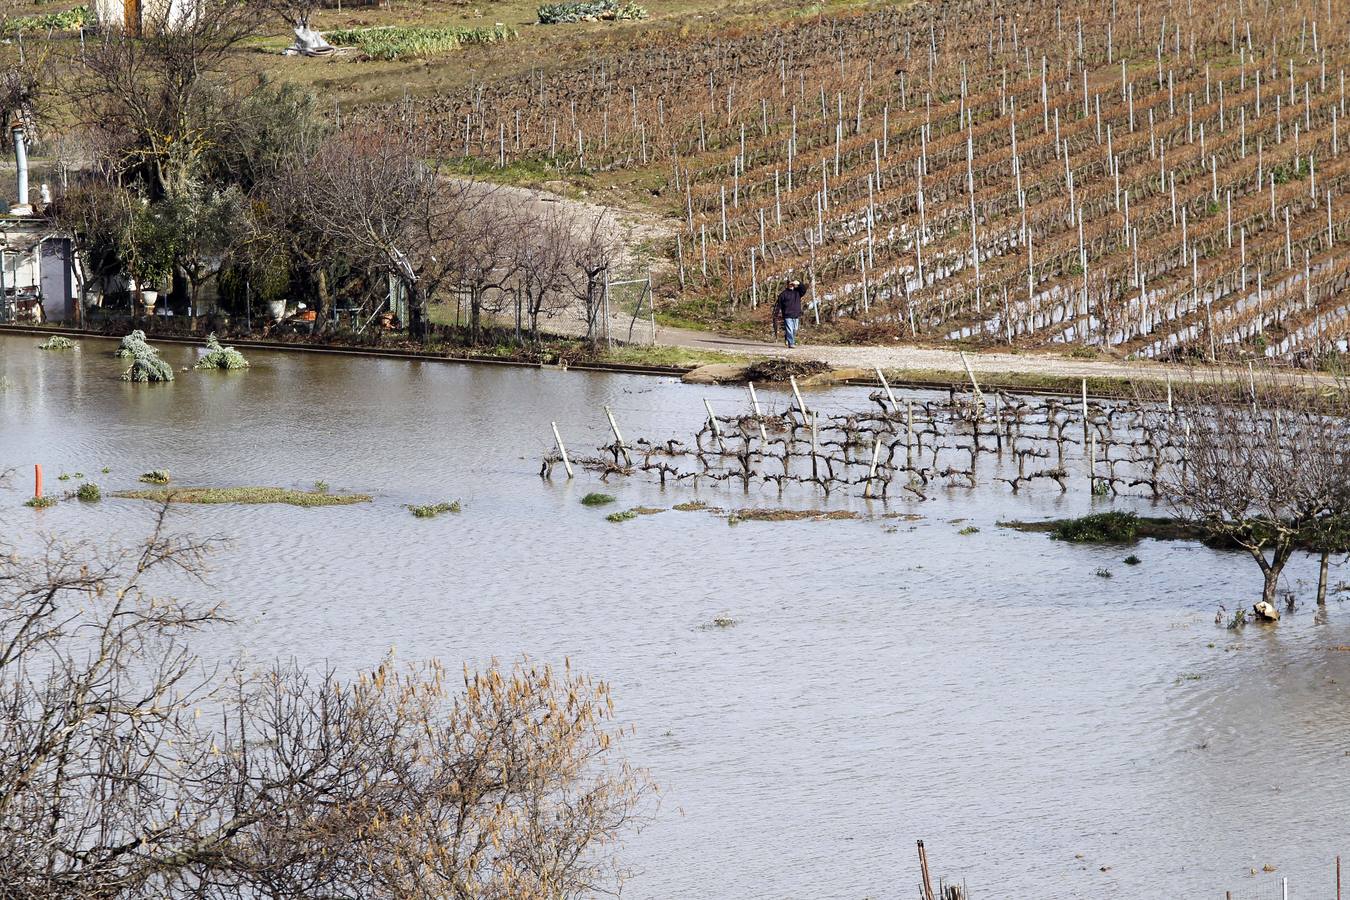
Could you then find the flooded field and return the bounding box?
[2,333,1348,899]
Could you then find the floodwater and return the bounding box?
[2,333,1348,900]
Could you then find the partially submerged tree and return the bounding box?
[1156,377,1350,608]
[0,520,648,896]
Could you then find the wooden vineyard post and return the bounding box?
[864,435,881,498]
[704,398,724,450]
[603,405,631,466]
[551,422,574,479]
[960,351,984,406]
[876,366,898,411]
[790,375,809,421]
[747,381,768,444]
[1081,379,1090,475]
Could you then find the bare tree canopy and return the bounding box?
[0,516,648,898]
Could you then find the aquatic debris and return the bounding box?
[580,492,616,506]
[24,496,57,509]
[605,509,638,523]
[958,525,980,535]
[408,501,461,518]
[1095,568,1113,578]
[75,483,101,502]
[697,616,738,630]
[37,336,76,350]
[742,357,832,383]
[1252,600,1280,622]
[113,487,372,507]
[1050,512,1140,544]
[1124,554,1141,565]
[194,333,249,370]
[672,500,710,512]
[139,470,171,484]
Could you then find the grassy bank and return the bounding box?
[113,487,372,507]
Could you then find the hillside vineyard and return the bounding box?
[382,0,1350,361]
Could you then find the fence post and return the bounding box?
[551,422,573,479]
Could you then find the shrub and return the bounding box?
[76,483,101,502]
[408,501,462,518]
[581,492,616,506]
[38,336,76,350]
[1051,512,1140,543]
[24,496,57,509]
[537,0,646,23]
[194,334,249,370]
[139,470,171,484]
[1124,554,1142,565]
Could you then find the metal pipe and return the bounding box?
[11,124,29,213]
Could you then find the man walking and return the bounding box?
[773,278,805,349]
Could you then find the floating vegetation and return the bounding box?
[314,481,329,492]
[958,525,980,535]
[605,509,638,523]
[325,23,516,60]
[37,336,76,350]
[114,487,372,507]
[139,470,171,484]
[580,492,616,506]
[1050,512,1140,544]
[711,617,736,628]
[75,483,101,502]
[1124,554,1142,565]
[1095,568,1113,578]
[537,0,646,24]
[408,501,462,518]
[24,496,57,509]
[672,500,710,512]
[194,334,249,370]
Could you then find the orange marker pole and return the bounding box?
[33,464,42,499]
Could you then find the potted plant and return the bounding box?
[127,205,176,318]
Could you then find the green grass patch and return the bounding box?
[76,483,101,502]
[139,470,171,484]
[113,487,372,507]
[408,501,462,517]
[581,492,616,506]
[606,508,639,522]
[1051,512,1141,543]
[24,496,57,509]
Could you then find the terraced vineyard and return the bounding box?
[378,0,1350,361]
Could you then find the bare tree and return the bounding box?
[294,127,491,341]
[0,519,649,897]
[571,212,620,348]
[514,211,578,343]
[1156,377,1350,608]
[67,0,265,200]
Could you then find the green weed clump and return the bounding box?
[140,470,171,484]
[115,330,150,358]
[581,492,616,506]
[325,23,516,60]
[958,525,980,535]
[605,509,639,522]
[38,336,76,350]
[76,483,101,502]
[24,496,57,509]
[537,0,646,23]
[1051,511,1140,544]
[408,501,462,518]
[194,334,249,370]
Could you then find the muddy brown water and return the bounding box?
[2,333,1349,899]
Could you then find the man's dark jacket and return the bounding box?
[775,287,804,319]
